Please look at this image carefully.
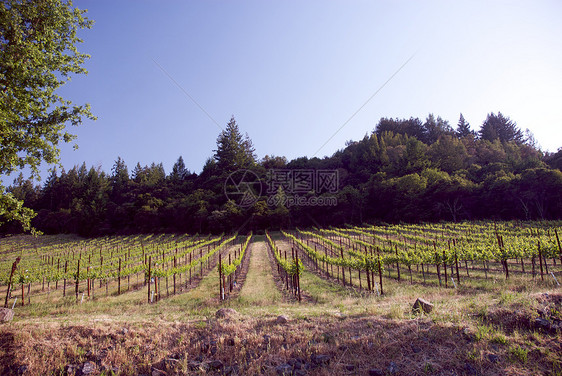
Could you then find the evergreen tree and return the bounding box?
[479,112,523,144]
[111,157,129,186]
[170,156,189,182]
[214,116,256,172]
[456,113,474,138]
[110,157,130,203]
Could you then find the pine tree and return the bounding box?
[170,156,189,182]
[456,113,474,138]
[479,112,523,144]
[214,116,256,172]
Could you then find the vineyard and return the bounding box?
[1,221,562,309]
[1,221,562,375]
[0,233,250,307]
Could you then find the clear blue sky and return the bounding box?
[24,1,562,180]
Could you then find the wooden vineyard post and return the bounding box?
[284,251,289,290]
[555,229,562,264]
[118,258,122,295]
[21,283,24,306]
[340,248,346,286]
[455,251,460,285]
[378,253,384,295]
[4,257,20,308]
[75,259,80,303]
[219,254,223,300]
[371,249,376,288]
[87,267,90,297]
[173,256,177,295]
[502,237,509,280]
[395,245,400,282]
[56,259,60,290]
[147,256,152,304]
[155,276,159,302]
[296,250,301,302]
[366,262,371,291]
[100,256,103,288]
[538,241,544,281]
[443,250,448,288]
[63,260,68,297]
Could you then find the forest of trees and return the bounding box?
[3,113,562,237]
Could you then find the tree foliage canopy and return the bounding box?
[0,0,94,231]
[3,111,560,236]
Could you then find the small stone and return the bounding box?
[368,369,384,376]
[215,308,237,319]
[487,353,500,363]
[345,364,356,371]
[534,317,555,333]
[81,362,96,375]
[276,315,289,324]
[411,344,421,353]
[388,361,398,374]
[335,312,347,320]
[121,327,129,335]
[276,364,292,375]
[0,308,14,322]
[413,298,434,314]
[16,365,28,375]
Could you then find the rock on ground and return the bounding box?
[413,298,434,314]
[0,308,14,322]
